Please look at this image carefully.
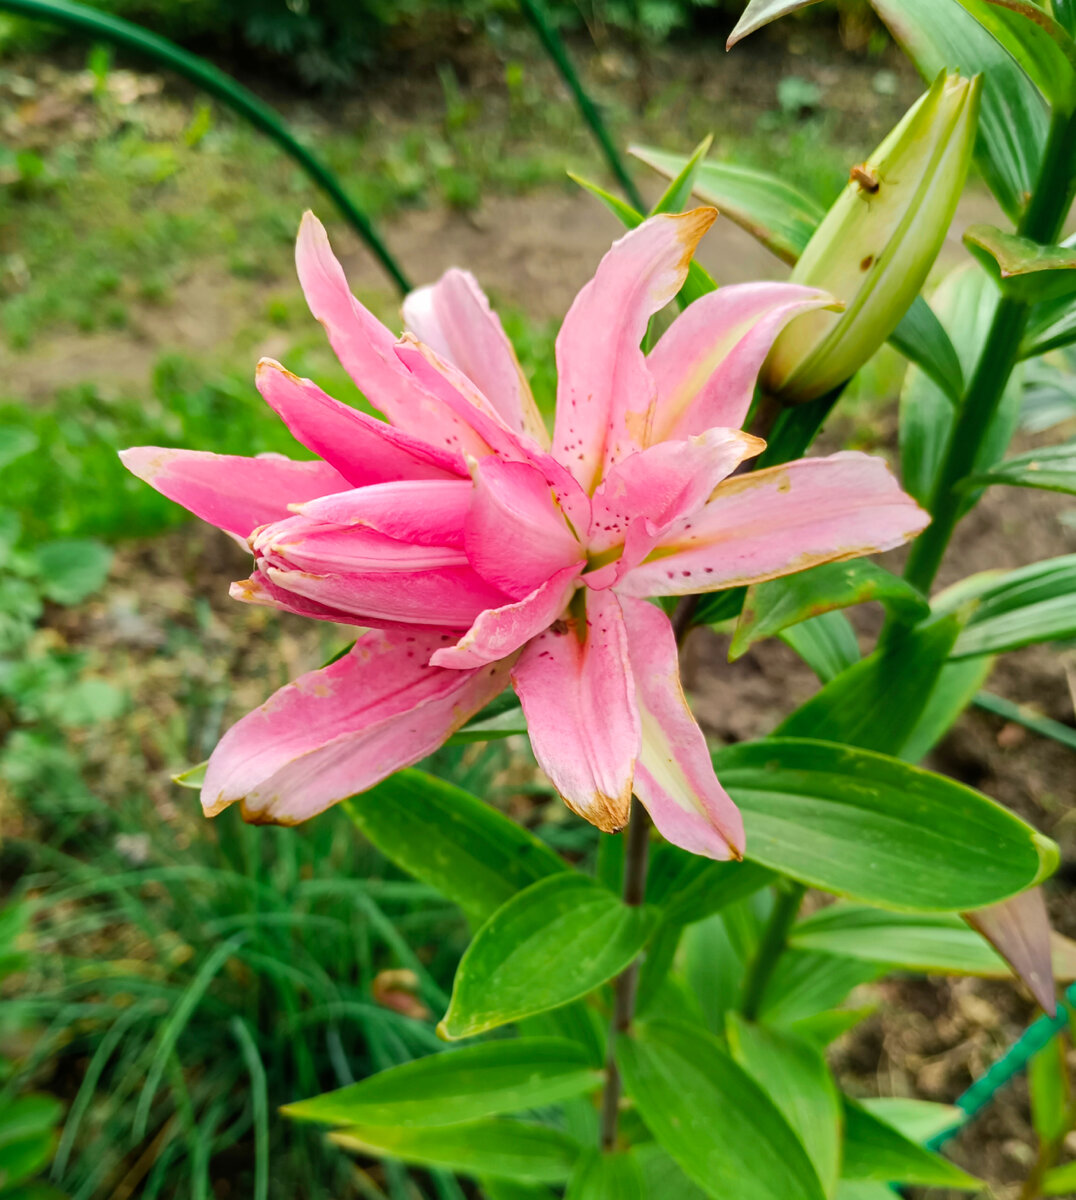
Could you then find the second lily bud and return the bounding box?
[762,69,982,404]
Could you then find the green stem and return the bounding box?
[739,881,806,1022]
[599,800,651,1150]
[517,0,647,212]
[902,109,1076,595]
[2,0,412,295]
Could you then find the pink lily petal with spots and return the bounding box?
[646,283,837,442]
[553,209,716,493]
[395,335,591,536]
[464,457,584,597]
[202,629,514,823]
[431,563,583,669]
[621,598,744,860]
[617,451,930,598]
[511,588,639,832]
[118,447,349,542]
[403,268,548,445]
[295,479,473,548]
[256,358,464,485]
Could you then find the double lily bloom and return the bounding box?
[122,208,928,861]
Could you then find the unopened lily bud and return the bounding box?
[763,70,981,403]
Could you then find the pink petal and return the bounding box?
[251,517,511,628]
[230,568,399,629]
[617,451,930,597]
[202,630,514,823]
[403,269,548,445]
[431,563,582,669]
[296,479,473,548]
[588,427,765,556]
[552,209,716,493]
[512,588,639,832]
[396,335,592,536]
[464,457,584,597]
[646,283,836,442]
[118,446,349,541]
[256,358,464,485]
[296,213,490,452]
[966,889,1057,1015]
[620,598,744,860]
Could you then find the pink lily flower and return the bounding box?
[121,209,928,860]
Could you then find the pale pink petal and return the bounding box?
[296,213,489,451]
[256,358,464,485]
[616,451,930,598]
[431,564,582,669]
[552,209,716,493]
[966,889,1057,1015]
[296,479,472,548]
[396,336,592,535]
[620,598,744,860]
[202,630,514,823]
[403,268,548,445]
[512,588,639,832]
[588,427,766,555]
[230,568,400,629]
[118,446,349,541]
[464,457,584,597]
[251,517,511,627]
[646,283,837,442]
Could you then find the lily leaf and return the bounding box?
[965,225,1076,304]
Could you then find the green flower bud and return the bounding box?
[763,70,982,404]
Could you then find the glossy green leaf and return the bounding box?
[841,1098,979,1187]
[964,439,1076,496]
[565,1150,646,1200]
[787,1004,877,1046]
[870,0,1049,222]
[633,1144,710,1200]
[732,562,927,661]
[0,1131,55,1190]
[965,225,1076,304]
[938,555,1076,657]
[955,0,1076,113]
[33,540,113,605]
[1023,291,1076,356]
[439,875,656,1038]
[899,263,1020,512]
[835,1184,902,1200]
[283,1039,601,1128]
[331,1120,578,1183]
[789,904,1007,973]
[776,616,960,755]
[172,760,207,789]
[617,1020,827,1200]
[779,612,861,684]
[483,1182,558,1200]
[569,172,717,307]
[859,1097,963,1143]
[629,145,824,265]
[345,770,566,926]
[759,951,887,1027]
[1044,1159,1076,1195]
[0,1096,63,1147]
[898,654,995,763]
[727,1015,841,1196]
[1030,1035,1070,1141]
[654,857,775,928]
[651,134,714,216]
[889,296,964,402]
[715,738,1058,911]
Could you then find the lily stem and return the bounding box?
[739,880,807,1022]
[599,799,651,1150]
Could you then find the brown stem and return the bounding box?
[599,799,651,1149]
